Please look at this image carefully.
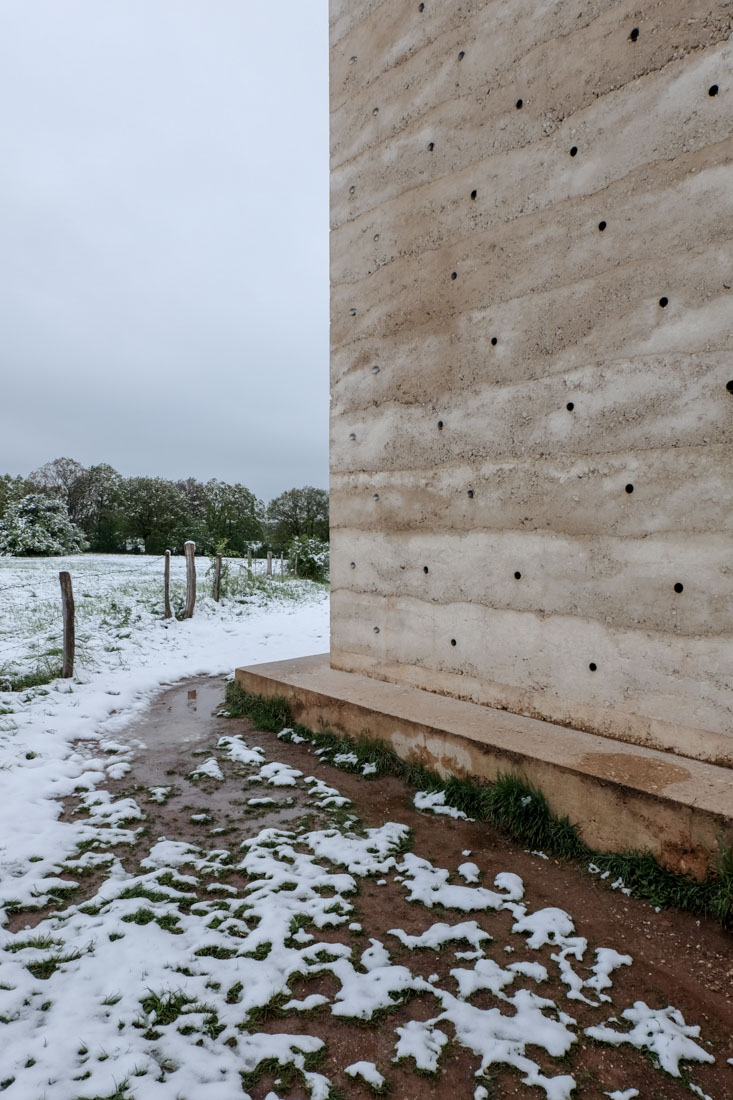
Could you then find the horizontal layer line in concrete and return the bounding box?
[329,585,732,642]
[330,580,730,642]
[329,153,733,290]
[330,237,729,321]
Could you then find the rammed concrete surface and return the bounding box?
[235,655,733,877]
[329,1,733,765]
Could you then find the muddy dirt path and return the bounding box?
[29,676,733,1099]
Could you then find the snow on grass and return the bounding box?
[190,756,225,781]
[217,733,265,766]
[389,919,492,954]
[394,1018,449,1072]
[148,785,172,803]
[586,1002,716,1076]
[399,852,524,913]
[414,788,471,820]
[344,1060,386,1090]
[256,760,303,786]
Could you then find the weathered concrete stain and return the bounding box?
[577,753,692,794]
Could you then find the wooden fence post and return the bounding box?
[267,551,272,577]
[59,571,75,678]
[280,551,284,580]
[294,552,299,578]
[164,550,172,619]
[247,549,253,574]
[183,541,196,619]
[213,554,223,602]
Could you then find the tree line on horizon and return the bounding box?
[0,457,328,557]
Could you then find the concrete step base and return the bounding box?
[235,653,733,878]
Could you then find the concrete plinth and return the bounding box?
[235,654,733,878]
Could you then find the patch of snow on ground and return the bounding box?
[257,760,303,786]
[217,734,265,766]
[345,1061,385,1089]
[586,1002,715,1076]
[148,785,171,803]
[191,756,224,780]
[414,789,471,819]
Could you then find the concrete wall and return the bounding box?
[329,0,733,766]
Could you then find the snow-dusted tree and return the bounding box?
[27,457,87,514]
[288,535,329,581]
[0,494,88,556]
[266,487,329,546]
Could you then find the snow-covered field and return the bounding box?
[0,553,300,687]
[0,555,728,1099]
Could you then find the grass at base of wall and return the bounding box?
[225,681,733,931]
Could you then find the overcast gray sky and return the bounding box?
[0,0,329,503]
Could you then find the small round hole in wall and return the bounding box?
[451,271,457,280]
[349,308,357,316]
[566,401,575,411]
[349,432,356,441]
[598,220,607,231]
[423,566,429,574]
[450,638,457,646]
[371,364,380,374]
[629,27,640,41]
[708,84,719,97]
[374,233,380,241]
[514,571,522,580]
[467,489,474,498]
[458,50,465,61]
[516,98,523,109]
[349,185,356,195]
[470,189,477,200]
[726,380,733,393]
[373,493,380,501]
[569,145,578,156]
[490,337,498,346]
[372,107,379,116]
[350,562,356,569]
[625,483,634,494]
[427,141,435,151]
[374,626,380,634]
[589,662,597,672]
[659,296,669,308]
[437,420,444,430]
[349,55,357,64]
[674,582,684,593]
[418,1,424,9]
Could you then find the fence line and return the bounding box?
[0,548,305,685]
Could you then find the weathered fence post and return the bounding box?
[247,549,253,574]
[164,550,172,619]
[213,554,223,602]
[59,571,75,678]
[183,541,196,619]
[280,551,284,580]
[267,551,273,577]
[294,552,299,578]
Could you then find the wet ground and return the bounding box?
[42,676,733,1097]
